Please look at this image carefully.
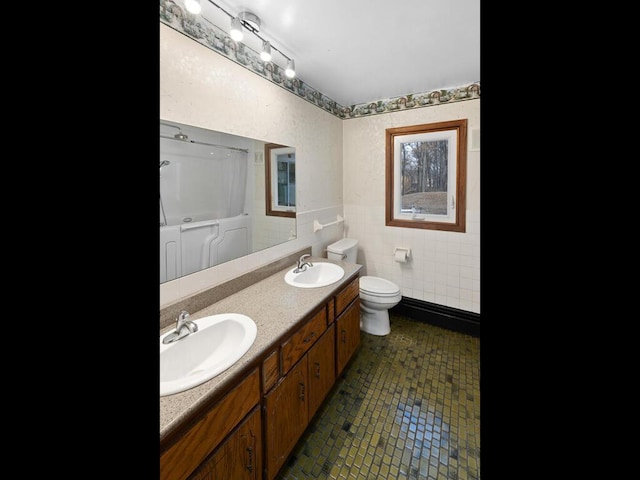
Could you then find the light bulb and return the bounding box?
[184,0,201,15]
[230,16,243,41]
[285,59,296,78]
[260,40,272,62]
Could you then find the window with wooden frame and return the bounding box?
[385,119,467,232]
[265,143,296,218]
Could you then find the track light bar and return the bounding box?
[238,11,260,33]
[205,0,295,77]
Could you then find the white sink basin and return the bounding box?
[160,313,257,396]
[284,262,345,288]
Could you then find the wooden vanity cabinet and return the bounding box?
[261,349,279,393]
[336,298,361,376]
[263,355,308,480]
[263,306,327,480]
[263,275,360,480]
[187,406,262,480]
[281,307,327,373]
[160,369,260,480]
[263,323,336,480]
[335,277,361,376]
[307,322,336,419]
[334,275,360,318]
[162,272,361,480]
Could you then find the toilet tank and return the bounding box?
[327,238,359,263]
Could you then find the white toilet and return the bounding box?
[326,238,401,336]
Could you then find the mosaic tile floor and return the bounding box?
[275,313,481,480]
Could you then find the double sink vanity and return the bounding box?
[160,253,363,480]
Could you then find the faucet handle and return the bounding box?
[300,254,313,265]
[299,254,313,269]
[294,254,313,273]
[176,310,197,333]
[176,310,190,328]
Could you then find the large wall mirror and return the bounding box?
[160,120,297,284]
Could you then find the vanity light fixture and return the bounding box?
[285,59,296,78]
[230,11,260,42]
[207,1,296,76]
[230,16,243,41]
[260,40,272,62]
[184,0,202,15]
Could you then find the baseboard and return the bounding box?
[391,297,480,337]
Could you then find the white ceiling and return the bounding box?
[192,0,480,107]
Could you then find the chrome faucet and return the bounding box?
[294,254,314,273]
[162,310,199,344]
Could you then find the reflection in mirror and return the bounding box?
[265,143,296,218]
[160,120,297,284]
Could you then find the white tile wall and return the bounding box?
[160,24,343,307]
[343,205,479,313]
[342,101,480,314]
[160,23,480,315]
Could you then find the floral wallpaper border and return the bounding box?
[159,0,480,120]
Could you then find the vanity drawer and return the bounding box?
[327,298,335,324]
[262,349,280,393]
[335,276,359,317]
[281,308,327,374]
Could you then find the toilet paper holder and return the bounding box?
[394,247,411,262]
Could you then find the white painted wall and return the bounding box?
[343,101,480,313]
[160,23,480,315]
[160,24,344,307]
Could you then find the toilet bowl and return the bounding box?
[326,238,401,336]
[359,276,401,336]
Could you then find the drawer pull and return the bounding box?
[299,382,305,400]
[246,446,253,473]
[303,331,316,343]
[341,329,346,343]
[315,361,321,378]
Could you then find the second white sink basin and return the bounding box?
[160,313,257,396]
[284,262,345,288]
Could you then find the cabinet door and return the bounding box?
[188,406,262,480]
[161,369,260,480]
[336,298,361,376]
[308,323,336,420]
[264,356,308,480]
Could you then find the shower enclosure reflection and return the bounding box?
[160,120,297,284]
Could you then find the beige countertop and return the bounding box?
[160,257,362,442]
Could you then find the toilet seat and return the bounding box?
[360,276,400,297]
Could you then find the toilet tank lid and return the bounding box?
[327,238,358,254]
